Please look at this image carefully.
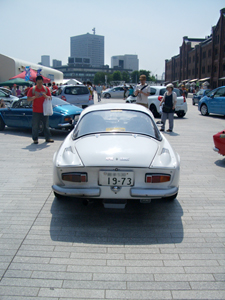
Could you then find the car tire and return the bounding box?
[82,105,87,109]
[176,112,185,118]
[163,193,177,201]
[200,104,209,116]
[150,104,160,118]
[0,117,5,131]
[54,191,65,200]
[104,93,111,99]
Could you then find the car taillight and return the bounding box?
[145,174,171,183]
[89,94,92,101]
[62,173,88,182]
[183,96,186,102]
[61,96,67,101]
[158,96,163,101]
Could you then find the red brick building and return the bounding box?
[165,8,225,88]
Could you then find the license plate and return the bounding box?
[99,170,134,186]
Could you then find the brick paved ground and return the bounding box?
[0,95,224,299]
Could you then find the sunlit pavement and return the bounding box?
[0,93,224,299]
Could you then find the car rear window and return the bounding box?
[64,86,89,95]
[159,88,181,97]
[73,110,161,140]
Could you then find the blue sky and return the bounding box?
[0,0,224,78]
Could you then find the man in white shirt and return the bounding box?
[134,75,150,108]
[96,84,102,102]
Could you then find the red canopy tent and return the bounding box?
[10,69,51,83]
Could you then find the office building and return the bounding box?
[52,59,62,68]
[70,33,104,67]
[111,54,139,71]
[41,55,50,67]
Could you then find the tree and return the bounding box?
[112,71,122,81]
[94,72,105,85]
[131,71,140,83]
[122,71,130,83]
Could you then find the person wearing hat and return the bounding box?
[159,83,177,132]
[134,75,150,108]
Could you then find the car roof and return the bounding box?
[61,84,87,88]
[79,103,154,119]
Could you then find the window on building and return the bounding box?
[202,66,205,74]
[188,57,191,63]
[202,51,206,59]
[208,49,211,57]
[215,48,218,57]
[223,64,225,72]
[214,66,217,73]
[192,69,195,75]
[193,56,195,62]
[208,65,211,73]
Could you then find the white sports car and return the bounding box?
[52,103,180,208]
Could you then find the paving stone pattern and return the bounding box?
[0,95,224,299]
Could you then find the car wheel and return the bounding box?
[200,104,209,116]
[54,191,65,200]
[104,93,111,99]
[163,193,177,201]
[176,112,185,118]
[150,104,160,118]
[0,117,5,131]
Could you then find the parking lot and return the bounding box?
[0,94,224,299]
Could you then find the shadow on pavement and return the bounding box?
[214,158,225,168]
[50,197,184,245]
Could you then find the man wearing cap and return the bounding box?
[159,83,177,132]
[134,75,150,108]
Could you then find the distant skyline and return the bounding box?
[0,0,224,79]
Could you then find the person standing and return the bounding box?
[134,75,150,108]
[11,84,17,96]
[16,86,21,97]
[27,75,54,144]
[96,83,102,102]
[123,84,128,99]
[159,83,177,132]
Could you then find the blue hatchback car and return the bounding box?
[0,96,82,134]
[198,86,225,116]
[192,89,211,105]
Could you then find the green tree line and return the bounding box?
[94,70,156,85]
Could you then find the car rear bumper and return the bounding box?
[52,185,178,199]
[130,187,178,198]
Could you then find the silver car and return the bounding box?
[0,88,19,107]
[56,85,93,109]
[102,86,129,99]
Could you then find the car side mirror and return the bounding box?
[210,94,214,98]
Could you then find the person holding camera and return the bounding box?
[134,75,150,108]
[159,83,177,132]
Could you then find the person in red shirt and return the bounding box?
[51,82,58,96]
[27,75,54,144]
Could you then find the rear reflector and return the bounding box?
[89,94,92,101]
[145,174,171,183]
[158,96,163,101]
[61,96,67,101]
[62,173,87,182]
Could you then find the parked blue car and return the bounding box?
[192,89,211,105]
[198,86,225,116]
[0,96,82,134]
